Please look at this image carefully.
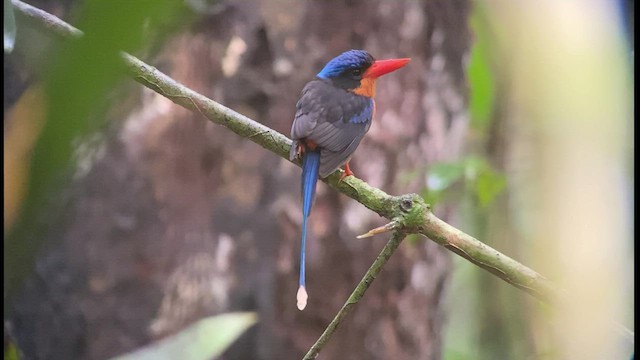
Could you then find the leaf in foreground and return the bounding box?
[111,312,257,360]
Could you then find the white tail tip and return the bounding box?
[297,286,308,310]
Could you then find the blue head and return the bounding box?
[317,50,375,79]
[316,50,375,90]
[315,50,410,95]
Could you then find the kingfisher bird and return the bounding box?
[289,49,410,310]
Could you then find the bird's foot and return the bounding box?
[295,143,304,158]
[339,163,354,182]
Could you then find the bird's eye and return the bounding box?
[351,69,362,77]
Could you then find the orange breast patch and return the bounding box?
[351,78,377,98]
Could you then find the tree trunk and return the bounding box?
[7,1,471,359]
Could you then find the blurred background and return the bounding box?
[4,0,634,359]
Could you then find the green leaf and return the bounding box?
[111,312,258,360]
[421,188,442,207]
[461,155,486,181]
[422,157,506,209]
[4,341,20,360]
[454,156,506,207]
[4,0,16,53]
[427,162,465,191]
[468,7,495,131]
[474,164,506,208]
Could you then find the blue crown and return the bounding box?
[317,50,374,79]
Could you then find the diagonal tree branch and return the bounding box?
[11,0,555,306]
[303,231,407,360]
[10,0,633,354]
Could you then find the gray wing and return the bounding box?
[290,80,373,178]
[316,121,371,177]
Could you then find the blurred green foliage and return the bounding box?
[3,342,20,360]
[467,5,494,132]
[32,0,182,211]
[111,312,257,360]
[5,0,187,304]
[421,156,505,210]
[403,2,504,214]
[4,4,264,360]
[440,4,513,360]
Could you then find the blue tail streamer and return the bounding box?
[300,148,321,289]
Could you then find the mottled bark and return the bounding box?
[7,1,471,359]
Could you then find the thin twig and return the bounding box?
[357,220,400,239]
[302,231,407,360]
